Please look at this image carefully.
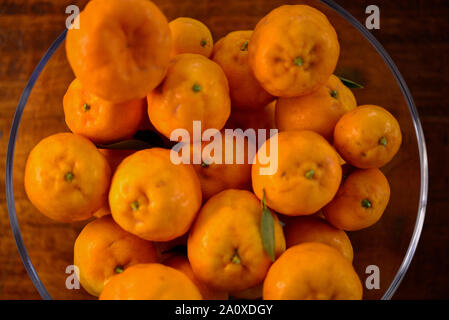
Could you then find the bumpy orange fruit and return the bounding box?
[99,263,202,300]
[147,53,231,140]
[324,168,391,231]
[66,0,172,102]
[248,5,340,97]
[24,133,111,222]
[334,105,402,168]
[188,189,285,292]
[263,243,363,300]
[252,130,342,216]
[109,148,202,241]
[74,216,157,296]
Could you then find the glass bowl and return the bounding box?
[5,0,428,300]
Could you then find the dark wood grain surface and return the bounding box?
[0,0,448,299]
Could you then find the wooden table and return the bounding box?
[0,0,448,299]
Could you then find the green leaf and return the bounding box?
[336,75,364,89]
[96,139,153,150]
[133,130,165,144]
[97,130,171,150]
[261,189,276,262]
[162,245,188,256]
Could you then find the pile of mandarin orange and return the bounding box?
[24,0,402,300]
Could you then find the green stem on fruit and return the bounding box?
[240,41,249,51]
[293,56,303,67]
[115,266,124,273]
[200,161,209,168]
[130,200,139,212]
[361,199,372,208]
[305,169,315,180]
[64,172,74,182]
[192,83,202,92]
[231,250,241,265]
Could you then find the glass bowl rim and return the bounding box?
[5,0,428,300]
